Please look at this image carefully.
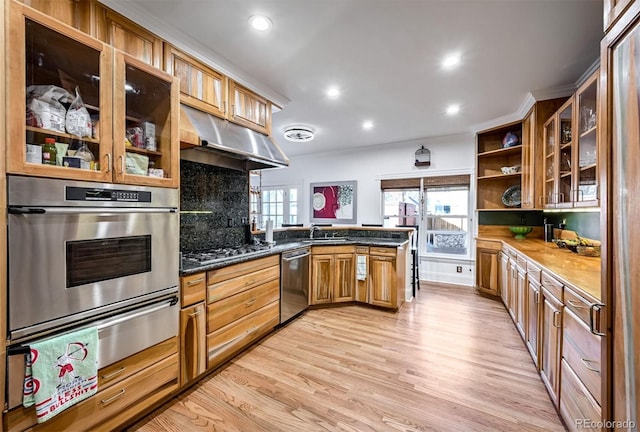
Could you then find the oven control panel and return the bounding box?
[66,186,152,202]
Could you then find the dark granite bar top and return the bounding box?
[180,237,410,276]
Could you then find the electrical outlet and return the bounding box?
[456,266,462,273]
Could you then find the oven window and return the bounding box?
[66,236,151,287]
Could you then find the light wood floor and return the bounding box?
[129,283,566,432]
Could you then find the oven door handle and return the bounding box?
[97,296,179,331]
[9,207,177,215]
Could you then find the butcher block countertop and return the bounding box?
[476,234,601,302]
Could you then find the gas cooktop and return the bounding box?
[181,244,272,266]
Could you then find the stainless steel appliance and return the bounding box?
[6,294,179,409]
[280,247,310,324]
[181,244,272,267]
[7,175,179,341]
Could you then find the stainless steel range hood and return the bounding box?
[180,104,289,171]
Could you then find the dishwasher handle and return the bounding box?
[282,251,310,262]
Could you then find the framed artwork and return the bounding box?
[310,180,357,224]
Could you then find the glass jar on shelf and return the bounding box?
[75,141,95,170]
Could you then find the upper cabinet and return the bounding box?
[164,44,227,119]
[17,0,95,33]
[604,0,635,32]
[476,121,524,210]
[6,2,179,187]
[97,7,163,69]
[541,71,599,209]
[228,80,271,136]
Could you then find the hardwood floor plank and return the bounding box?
[129,283,566,432]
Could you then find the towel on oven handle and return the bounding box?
[23,326,98,423]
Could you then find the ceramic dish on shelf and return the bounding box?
[501,165,521,175]
[501,185,521,207]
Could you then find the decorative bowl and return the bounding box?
[577,245,601,257]
[502,185,522,207]
[502,132,520,148]
[509,226,532,240]
[501,165,521,175]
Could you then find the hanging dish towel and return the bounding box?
[23,326,98,423]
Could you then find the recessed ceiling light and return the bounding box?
[446,104,460,115]
[249,15,272,31]
[326,86,340,99]
[442,52,461,69]
[362,120,374,130]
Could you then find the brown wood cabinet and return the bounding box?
[515,262,527,339]
[17,0,95,33]
[499,251,510,307]
[228,80,271,135]
[179,302,206,386]
[604,0,635,32]
[5,338,178,432]
[540,286,563,407]
[369,246,406,309]
[310,246,355,305]
[6,2,180,187]
[97,7,163,68]
[525,276,541,368]
[205,255,280,369]
[475,239,501,296]
[164,44,228,120]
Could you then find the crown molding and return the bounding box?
[470,93,535,134]
[575,58,600,87]
[97,0,290,108]
[530,84,576,101]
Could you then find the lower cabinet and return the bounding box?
[499,252,510,306]
[525,277,541,367]
[179,302,206,385]
[369,246,405,309]
[5,338,179,432]
[206,255,280,369]
[540,286,563,407]
[475,240,501,296]
[310,246,355,305]
[515,262,527,339]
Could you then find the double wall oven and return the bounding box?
[6,175,180,409]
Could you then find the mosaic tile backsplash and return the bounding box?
[180,160,249,252]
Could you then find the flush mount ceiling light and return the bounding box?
[362,120,374,130]
[446,104,460,115]
[249,15,272,31]
[442,52,461,70]
[283,126,315,142]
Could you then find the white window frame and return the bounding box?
[261,186,299,229]
[422,184,472,259]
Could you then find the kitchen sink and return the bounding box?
[304,237,349,243]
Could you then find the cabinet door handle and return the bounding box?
[231,104,236,117]
[567,299,586,309]
[589,303,606,336]
[187,278,205,286]
[580,358,600,373]
[538,195,545,206]
[101,366,126,381]
[188,310,202,317]
[534,290,540,305]
[189,306,203,374]
[245,298,257,307]
[101,388,126,404]
[223,101,227,115]
[244,279,255,286]
[119,155,125,175]
[105,153,112,173]
[552,310,561,328]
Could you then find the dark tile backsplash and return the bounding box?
[180,160,249,252]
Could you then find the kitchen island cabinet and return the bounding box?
[369,246,403,309]
[475,239,501,296]
[310,246,356,305]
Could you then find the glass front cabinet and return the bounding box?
[7,3,179,187]
[574,72,599,207]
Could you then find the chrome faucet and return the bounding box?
[309,224,320,239]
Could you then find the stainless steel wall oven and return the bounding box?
[5,175,180,409]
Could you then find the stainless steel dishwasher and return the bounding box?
[280,247,310,324]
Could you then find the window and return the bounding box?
[424,185,470,256]
[261,187,298,229]
[382,190,420,227]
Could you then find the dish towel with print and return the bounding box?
[23,326,98,423]
[356,255,367,281]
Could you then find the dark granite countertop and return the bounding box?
[180,237,409,276]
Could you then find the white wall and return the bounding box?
[262,133,477,287]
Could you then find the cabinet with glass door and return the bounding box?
[6,3,179,187]
[573,71,599,207]
[542,97,575,208]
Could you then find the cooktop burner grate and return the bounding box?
[182,244,272,266]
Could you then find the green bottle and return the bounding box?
[42,138,57,165]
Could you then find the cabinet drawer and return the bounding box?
[312,245,355,255]
[6,353,178,432]
[563,308,601,404]
[516,255,527,271]
[560,359,601,432]
[564,286,593,326]
[207,301,279,368]
[207,255,279,284]
[208,278,279,332]
[99,336,177,391]
[355,246,369,254]
[208,265,279,303]
[476,239,501,251]
[541,271,563,301]
[180,272,206,306]
[527,261,542,284]
[503,245,517,259]
[369,246,396,256]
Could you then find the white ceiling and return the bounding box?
[104,0,603,158]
